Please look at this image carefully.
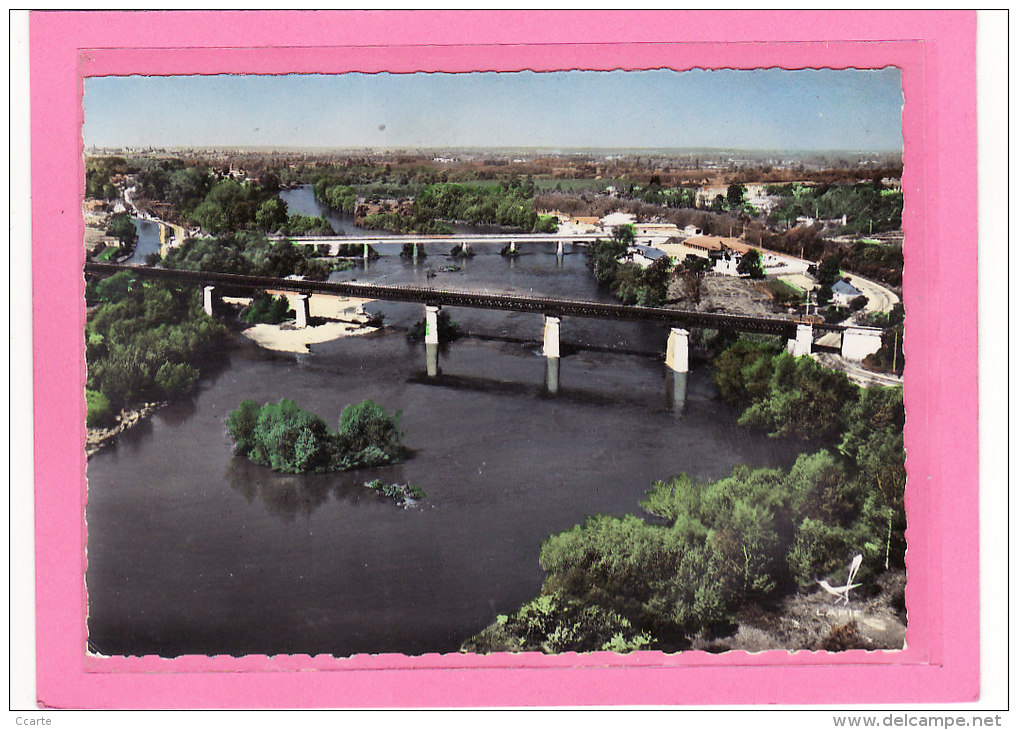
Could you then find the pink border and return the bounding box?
[30,11,978,707]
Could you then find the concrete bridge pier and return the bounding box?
[664,328,689,412]
[556,240,565,256]
[425,305,442,377]
[202,285,217,317]
[425,305,441,346]
[363,242,370,259]
[294,294,311,329]
[412,242,419,260]
[543,315,561,359]
[787,323,813,357]
[841,326,883,361]
[665,328,689,373]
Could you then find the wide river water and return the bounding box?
[87,191,804,658]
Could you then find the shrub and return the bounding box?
[713,340,780,405]
[339,399,404,459]
[737,352,859,442]
[154,361,198,398]
[242,294,292,324]
[85,389,115,428]
[787,517,863,584]
[407,310,461,343]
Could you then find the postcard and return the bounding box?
[26,10,980,708]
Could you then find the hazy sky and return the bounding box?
[83,68,903,152]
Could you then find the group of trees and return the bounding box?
[413,181,544,231]
[712,339,906,569]
[84,273,230,425]
[161,232,332,280]
[135,169,328,237]
[241,294,293,325]
[106,212,138,246]
[629,183,699,209]
[85,156,130,200]
[767,181,903,236]
[340,180,551,235]
[467,340,905,654]
[226,398,405,474]
[588,227,673,307]
[312,179,358,214]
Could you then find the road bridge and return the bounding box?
[277,232,610,259]
[84,262,884,402]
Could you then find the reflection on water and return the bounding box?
[225,456,334,520]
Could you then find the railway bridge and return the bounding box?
[84,262,884,400]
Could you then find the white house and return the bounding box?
[626,245,670,268]
[832,279,864,308]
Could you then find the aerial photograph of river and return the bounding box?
[82,68,907,658]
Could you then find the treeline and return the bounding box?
[227,398,405,474]
[84,273,230,426]
[588,232,672,307]
[766,181,903,235]
[465,341,905,654]
[85,156,131,200]
[161,232,333,279]
[413,180,542,230]
[312,180,358,214]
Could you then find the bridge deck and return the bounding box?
[84,262,852,336]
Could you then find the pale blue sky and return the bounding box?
[83,68,903,152]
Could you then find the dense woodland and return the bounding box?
[84,273,230,426]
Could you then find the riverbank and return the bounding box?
[230,293,381,353]
[86,401,166,458]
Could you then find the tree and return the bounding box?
[737,352,859,442]
[154,361,198,398]
[713,340,780,406]
[737,249,766,279]
[106,213,138,247]
[726,183,747,209]
[679,254,711,304]
[255,197,288,232]
[338,400,404,460]
[612,223,636,246]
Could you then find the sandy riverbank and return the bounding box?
[229,293,381,353]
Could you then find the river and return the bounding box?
[86,213,805,658]
[128,217,161,265]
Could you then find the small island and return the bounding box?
[226,398,405,474]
